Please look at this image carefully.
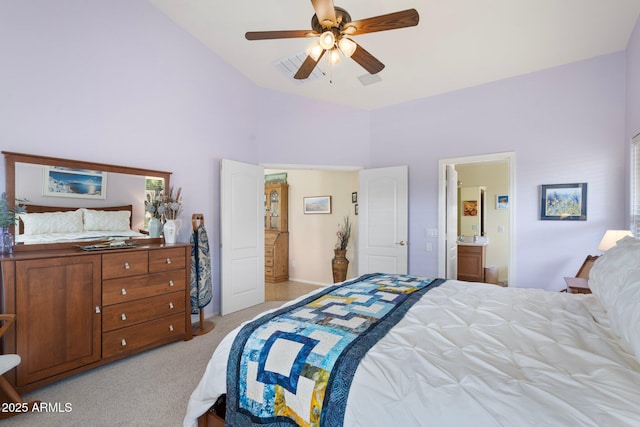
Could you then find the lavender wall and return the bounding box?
[370,53,627,290]
[254,88,370,166]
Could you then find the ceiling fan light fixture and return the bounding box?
[319,31,336,50]
[338,37,357,57]
[307,42,324,61]
[328,48,342,66]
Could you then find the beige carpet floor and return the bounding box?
[3,301,285,427]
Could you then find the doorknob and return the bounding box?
[396,240,407,246]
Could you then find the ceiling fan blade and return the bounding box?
[294,51,325,80]
[245,30,317,40]
[350,43,385,74]
[311,0,337,27]
[343,9,419,36]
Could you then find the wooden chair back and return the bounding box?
[576,255,599,279]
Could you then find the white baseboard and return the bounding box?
[287,277,331,287]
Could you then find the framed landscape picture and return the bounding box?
[43,166,107,199]
[540,183,587,221]
[303,196,331,214]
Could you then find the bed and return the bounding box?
[16,203,146,245]
[184,237,640,427]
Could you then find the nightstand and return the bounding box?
[563,277,591,294]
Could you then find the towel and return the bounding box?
[190,223,212,313]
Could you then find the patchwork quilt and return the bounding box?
[225,273,445,427]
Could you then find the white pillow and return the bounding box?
[589,236,640,359]
[18,209,84,235]
[589,236,640,312]
[82,209,131,231]
[608,269,640,359]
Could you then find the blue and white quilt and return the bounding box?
[225,273,445,427]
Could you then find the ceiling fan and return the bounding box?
[245,0,419,80]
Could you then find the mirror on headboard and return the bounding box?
[3,151,171,250]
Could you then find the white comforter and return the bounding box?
[184,280,640,427]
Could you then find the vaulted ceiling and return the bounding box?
[147,0,640,110]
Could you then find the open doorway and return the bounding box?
[262,165,361,286]
[261,164,409,286]
[438,152,516,286]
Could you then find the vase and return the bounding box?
[0,227,14,255]
[148,217,162,238]
[163,219,181,245]
[332,249,349,283]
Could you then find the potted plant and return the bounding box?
[0,192,27,254]
[332,216,352,283]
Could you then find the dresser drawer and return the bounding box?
[265,256,274,267]
[102,313,186,358]
[102,269,186,306]
[265,246,275,258]
[102,291,185,332]
[149,247,186,273]
[102,251,148,280]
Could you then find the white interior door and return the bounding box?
[358,166,408,275]
[220,159,264,315]
[445,165,458,279]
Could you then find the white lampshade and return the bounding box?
[338,37,357,57]
[597,229,633,251]
[318,31,335,50]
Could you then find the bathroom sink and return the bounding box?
[457,236,489,246]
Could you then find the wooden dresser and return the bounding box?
[0,243,192,392]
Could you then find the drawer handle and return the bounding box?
[169,302,174,309]
[169,324,174,332]
[169,280,174,287]
[121,313,127,321]
[95,306,101,314]
[121,288,127,295]
[166,258,172,265]
[121,339,127,347]
[124,262,130,269]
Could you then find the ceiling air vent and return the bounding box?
[358,73,382,86]
[274,52,324,84]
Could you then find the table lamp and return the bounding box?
[597,230,633,251]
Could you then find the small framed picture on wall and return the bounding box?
[303,196,332,214]
[496,195,509,209]
[539,183,587,221]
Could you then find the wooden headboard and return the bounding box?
[18,204,134,234]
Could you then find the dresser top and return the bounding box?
[0,242,191,262]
